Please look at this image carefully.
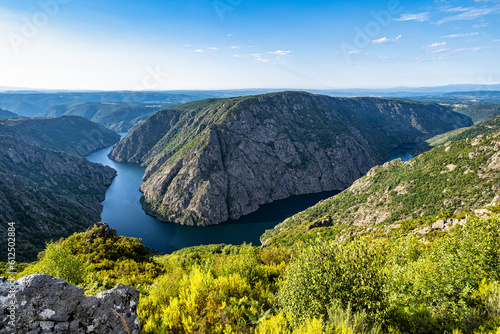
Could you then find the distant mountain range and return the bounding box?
[0,91,214,117]
[1,84,500,117]
[38,102,170,131]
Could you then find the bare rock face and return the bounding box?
[0,275,140,334]
[110,91,472,226]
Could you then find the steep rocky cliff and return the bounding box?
[109,91,472,226]
[0,136,116,261]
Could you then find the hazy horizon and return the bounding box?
[1,0,499,91]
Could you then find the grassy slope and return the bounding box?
[262,131,500,245]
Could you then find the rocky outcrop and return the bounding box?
[110,91,472,226]
[0,136,116,261]
[307,216,333,230]
[0,275,140,334]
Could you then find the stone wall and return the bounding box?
[0,275,140,334]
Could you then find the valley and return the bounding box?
[2,88,500,334]
[3,0,500,332]
[110,91,471,227]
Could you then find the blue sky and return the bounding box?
[0,0,499,90]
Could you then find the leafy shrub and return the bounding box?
[278,237,387,325]
[22,242,87,286]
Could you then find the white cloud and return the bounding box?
[437,5,500,24]
[394,12,429,22]
[256,57,271,63]
[417,56,445,62]
[426,45,498,54]
[473,22,489,28]
[194,49,203,53]
[230,46,240,49]
[429,41,447,47]
[427,47,451,53]
[453,46,497,52]
[208,47,218,50]
[233,51,291,64]
[372,35,402,44]
[441,32,479,38]
[268,50,292,56]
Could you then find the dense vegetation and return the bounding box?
[10,213,500,333]
[38,102,170,131]
[4,94,500,333]
[7,130,500,333]
[0,116,120,261]
[453,104,500,124]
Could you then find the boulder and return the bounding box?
[432,220,445,230]
[0,275,140,334]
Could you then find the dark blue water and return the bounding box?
[87,139,416,254]
[389,143,416,162]
[86,142,339,253]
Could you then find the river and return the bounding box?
[86,139,414,254]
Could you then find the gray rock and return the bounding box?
[0,275,140,334]
[432,220,445,230]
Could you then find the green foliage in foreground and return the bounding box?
[15,215,500,333]
[18,226,163,294]
[21,242,87,285]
